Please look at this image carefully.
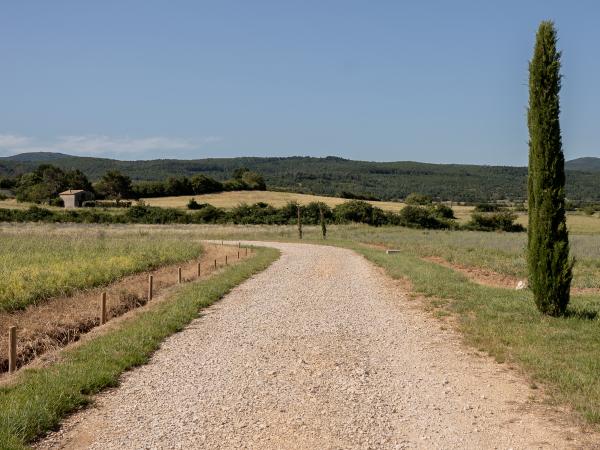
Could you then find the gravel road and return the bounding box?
[37,242,595,449]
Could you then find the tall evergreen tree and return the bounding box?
[527,21,573,316]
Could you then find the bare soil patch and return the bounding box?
[423,255,600,295]
[0,243,250,375]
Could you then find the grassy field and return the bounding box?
[0,225,202,311]
[0,245,279,449]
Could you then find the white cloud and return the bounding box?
[0,134,222,158]
[0,134,31,148]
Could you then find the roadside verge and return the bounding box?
[0,246,280,450]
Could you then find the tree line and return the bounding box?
[2,154,599,203]
[0,199,523,232]
[2,165,266,205]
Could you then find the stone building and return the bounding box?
[59,190,88,208]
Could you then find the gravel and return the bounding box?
[37,242,593,449]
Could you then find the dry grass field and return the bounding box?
[142,190,408,211]
[0,225,202,311]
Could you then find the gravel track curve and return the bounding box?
[37,242,595,449]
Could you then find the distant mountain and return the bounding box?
[1,152,599,202]
[0,152,73,162]
[565,157,600,172]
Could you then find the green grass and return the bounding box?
[0,226,202,311]
[161,223,600,289]
[0,246,279,449]
[350,244,600,424]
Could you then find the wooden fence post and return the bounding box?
[197,262,201,277]
[148,275,153,300]
[225,255,228,265]
[214,259,217,269]
[100,292,107,325]
[178,267,182,284]
[237,251,240,259]
[8,326,16,374]
[245,247,248,256]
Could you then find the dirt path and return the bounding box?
[37,242,595,449]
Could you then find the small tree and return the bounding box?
[527,21,573,316]
[319,204,327,239]
[297,204,303,239]
[96,170,132,200]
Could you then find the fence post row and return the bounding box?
[8,326,16,374]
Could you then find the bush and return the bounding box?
[49,197,64,207]
[333,200,384,226]
[430,204,455,219]
[83,200,131,208]
[398,205,450,229]
[474,203,504,212]
[405,193,432,205]
[465,211,525,232]
[187,198,203,210]
[339,191,380,201]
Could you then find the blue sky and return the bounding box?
[0,1,598,165]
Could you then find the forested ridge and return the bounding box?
[1,153,599,202]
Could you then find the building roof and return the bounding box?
[59,189,86,195]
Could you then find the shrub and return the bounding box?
[333,200,384,226]
[431,204,455,219]
[466,211,524,232]
[187,198,202,210]
[405,193,432,205]
[83,200,131,208]
[474,203,503,212]
[399,205,450,229]
[339,191,380,201]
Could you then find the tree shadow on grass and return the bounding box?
[564,307,598,320]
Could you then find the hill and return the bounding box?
[1,152,73,162]
[565,157,600,172]
[1,152,599,202]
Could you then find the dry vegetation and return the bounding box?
[142,190,408,211]
[0,225,203,311]
[0,243,249,374]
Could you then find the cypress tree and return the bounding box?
[527,21,573,316]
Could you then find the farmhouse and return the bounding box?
[59,190,88,208]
